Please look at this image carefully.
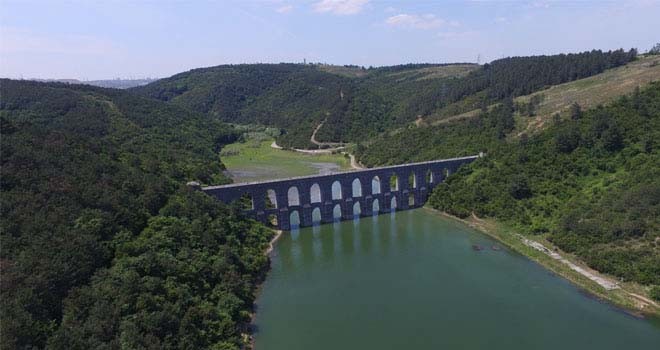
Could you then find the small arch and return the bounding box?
[372,199,380,214]
[310,183,321,203]
[390,174,399,191]
[332,181,342,200]
[408,172,417,189]
[267,214,278,227]
[290,210,300,228]
[426,170,433,185]
[332,204,342,221]
[238,193,254,210]
[288,186,300,206]
[353,202,361,217]
[408,193,415,207]
[312,207,322,225]
[390,196,398,211]
[371,176,381,195]
[352,178,362,197]
[264,189,277,209]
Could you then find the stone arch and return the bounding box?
[267,214,278,227]
[390,173,399,191]
[312,207,322,225]
[332,204,342,221]
[390,196,398,211]
[239,193,254,210]
[408,172,417,189]
[290,210,300,228]
[310,183,321,203]
[426,169,433,185]
[264,189,277,209]
[352,178,362,197]
[371,176,381,195]
[353,201,361,217]
[288,186,300,206]
[332,180,342,200]
[408,192,415,206]
[372,198,380,214]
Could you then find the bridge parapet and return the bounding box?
[202,155,478,230]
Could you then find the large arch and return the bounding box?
[353,201,361,217]
[408,172,417,189]
[288,186,300,206]
[310,183,321,203]
[408,192,415,206]
[390,196,398,211]
[371,176,381,195]
[390,174,399,191]
[372,198,380,214]
[332,181,342,200]
[311,207,322,225]
[352,178,362,197]
[290,210,300,228]
[332,204,342,221]
[264,189,277,209]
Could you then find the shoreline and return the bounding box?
[265,228,283,256]
[246,227,284,349]
[424,207,660,319]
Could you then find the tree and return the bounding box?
[601,124,624,152]
[647,43,660,55]
[509,174,532,199]
[651,286,660,302]
[554,127,581,153]
[570,102,582,120]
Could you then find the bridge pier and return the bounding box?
[279,208,291,231]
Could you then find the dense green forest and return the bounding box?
[0,80,272,349]
[134,49,636,148]
[360,81,660,290]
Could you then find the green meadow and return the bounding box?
[221,138,352,183]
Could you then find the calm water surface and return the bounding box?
[253,209,660,350]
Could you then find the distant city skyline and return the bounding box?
[1,0,658,80]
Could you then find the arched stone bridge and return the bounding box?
[202,155,479,230]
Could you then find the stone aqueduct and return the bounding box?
[202,156,479,230]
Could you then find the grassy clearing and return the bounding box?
[516,55,660,134]
[402,64,478,81]
[427,208,660,318]
[221,138,352,183]
[317,64,369,78]
[413,56,660,135]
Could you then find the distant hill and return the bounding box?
[131,62,483,147]
[28,78,157,89]
[134,49,636,148]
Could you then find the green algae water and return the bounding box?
[253,209,660,349]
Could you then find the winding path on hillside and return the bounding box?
[310,119,346,148]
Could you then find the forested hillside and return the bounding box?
[428,83,660,287]
[134,49,636,148]
[0,80,272,349]
[359,81,660,292]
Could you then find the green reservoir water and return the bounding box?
[253,209,660,350]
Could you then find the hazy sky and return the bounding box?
[1,0,658,80]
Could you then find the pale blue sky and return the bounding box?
[1,0,658,80]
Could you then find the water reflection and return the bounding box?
[256,210,660,350]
